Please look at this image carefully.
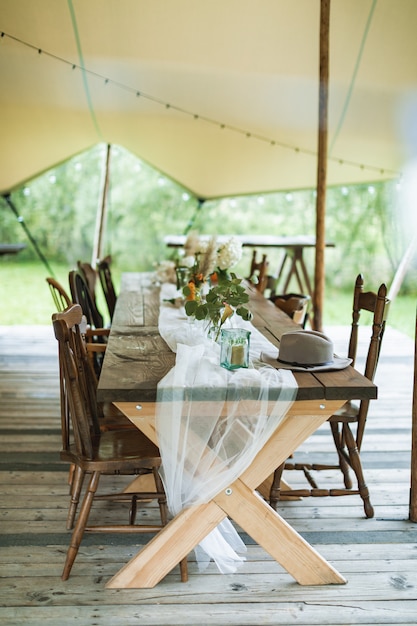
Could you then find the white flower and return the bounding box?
[155,260,176,284]
[196,239,209,254]
[217,237,242,270]
[181,255,195,268]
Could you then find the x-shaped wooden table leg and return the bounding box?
[106,399,347,589]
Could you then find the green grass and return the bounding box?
[324,286,416,338]
[0,260,111,327]
[1,260,416,338]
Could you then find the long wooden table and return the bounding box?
[97,273,376,589]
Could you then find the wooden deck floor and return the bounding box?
[0,324,416,625]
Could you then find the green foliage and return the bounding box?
[183,272,252,339]
[1,143,416,298]
[185,273,250,319]
[1,145,199,271]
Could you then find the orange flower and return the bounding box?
[186,280,196,301]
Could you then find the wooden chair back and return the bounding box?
[68,269,109,376]
[77,261,107,324]
[247,250,269,293]
[77,261,98,299]
[271,292,310,327]
[348,275,390,449]
[69,269,104,330]
[348,273,390,373]
[97,258,117,321]
[46,277,72,312]
[52,304,100,459]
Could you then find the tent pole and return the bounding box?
[92,144,111,266]
[312,0,330,332]
[410,305,417,521]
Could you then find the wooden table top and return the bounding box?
[97,272,376,405]
[0,243,26,256]
[164,234,335,249]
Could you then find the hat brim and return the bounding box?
[260,350,352,372]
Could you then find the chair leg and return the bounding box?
[129,494,138,525]
[67,466,85,530]
[153,468,168,526]
[62,470,101,581]
[343,424,374,518]
[269,462,285,510]
[67,463,75,487]
[330,421,353,489]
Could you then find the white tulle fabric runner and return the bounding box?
[155,283,298,573]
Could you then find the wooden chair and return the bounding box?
[69,269,108,375]
[54,301,136,531]
[77,261,98,302]
[70,267,105,329]
[97,257,117,322]
[270,274,390,518]
[46,277,72,311]
[247,250,269,293]
[67,270,129,432]
[77,260,110,325]
[270,292,310,327]
[52,303,188,582]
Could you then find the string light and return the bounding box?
[0,30,401,180]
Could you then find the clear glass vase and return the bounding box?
[220,328,251,370]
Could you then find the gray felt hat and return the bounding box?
[262,330,352,372]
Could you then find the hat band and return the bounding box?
[277,357,334,367]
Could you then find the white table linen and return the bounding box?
[156,283,298,573]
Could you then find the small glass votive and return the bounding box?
[220,328,251,370]
[176,266,189,290]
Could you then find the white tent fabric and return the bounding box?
[1,0,416,198]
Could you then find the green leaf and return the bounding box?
[184,300,198,316]
[236,306,253,321]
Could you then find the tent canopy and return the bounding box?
[1,0,416,199]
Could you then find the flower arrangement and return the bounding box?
[183,236,219,288]
[184,271,252,340]
[179,232,243,283]
[180,233,252,339]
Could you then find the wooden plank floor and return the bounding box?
[0,324,416,625]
